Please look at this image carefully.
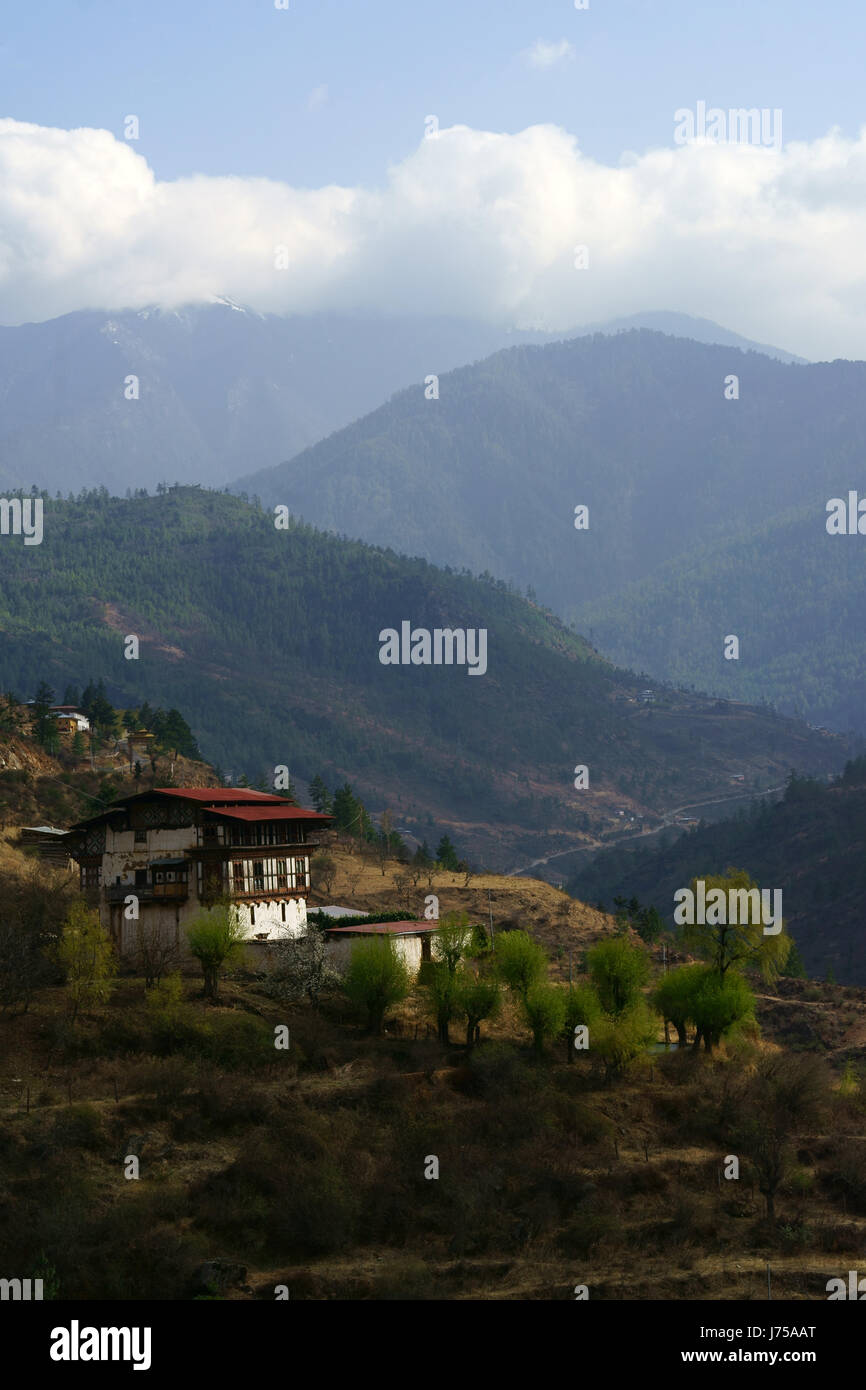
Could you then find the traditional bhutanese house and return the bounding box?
[66,788,332,956]
[324,919,440,975]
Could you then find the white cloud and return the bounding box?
[307,84,329,112]
[524,39,575,70]
[5,117,866,357]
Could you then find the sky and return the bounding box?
[3,0,866,358]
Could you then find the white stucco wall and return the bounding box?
[325,933,424,975]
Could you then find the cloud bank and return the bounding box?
[3,117,866,358]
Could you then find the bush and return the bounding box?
[50,1103,104,1152]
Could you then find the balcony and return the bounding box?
[106,883,189,903]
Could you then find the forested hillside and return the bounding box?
[569,761,866,984]
[0,488,846,868]
[236,331,866,733]
[575,506,866,734]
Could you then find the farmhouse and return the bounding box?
[324,919,439,974]
[67,787,332,955]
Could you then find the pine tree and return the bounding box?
[308,774,333,814]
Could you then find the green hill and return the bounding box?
[0,487,847,869]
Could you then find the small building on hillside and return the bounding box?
[324,919,439,975]
[50,706,90,732]
[67,787,332,957]
[17,825,74,869]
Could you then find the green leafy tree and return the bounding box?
[433,911,471,975]
[653,964,705,1047]
[687,966,755,1052]
[680,868,791,982]
[454,970,500,1048]
[586,936,650,1016]
[564,983,604,1062]
[592,999,658,1081]
[343,936,410,1034]
[523,982,566,1055]
[495,929,548,1003]
[422,961,459,1043]
[185,903,246,1001]
[56,901,116,1021]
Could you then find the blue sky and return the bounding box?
[2,0,862,185]
[3,0,866,356]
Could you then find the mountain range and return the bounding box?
[0,488,846,870]
[0,302,800,498]
[236,331,866,735]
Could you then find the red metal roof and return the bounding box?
[158,788,286,804]
[208,805,332,822]
[325,920,438,935]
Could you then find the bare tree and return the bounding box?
[311,853,337,897]
[735,1052,828,1223]
[134,919,182,990]
[264,931,339,1009]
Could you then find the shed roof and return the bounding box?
[325,920,438,936]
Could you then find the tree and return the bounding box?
[311,853,337,897]
[735,1053,828,1222]
[653,964,705,1047]
[265,931,339,1009]
[343,936,410,1034]
[436,835,459,872]
[687,966,755,1053]
[680,868,791,982]
[495,930,548,1002]
[432,911,471,975]
[564,983,603,1062]
[378,810,394,875]
[31,681,55,747]
[592,999,658,1081]
[782,938,807,979]
[71,729,85,759]
[134,919,182,991]
[56,901,116,1021]
[185,903,246,1001]
[523,982,566,1055]
[586,937,650,1016]
[422,961,459,1043]
[308,775,333,814]
[454,970,500,1048]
